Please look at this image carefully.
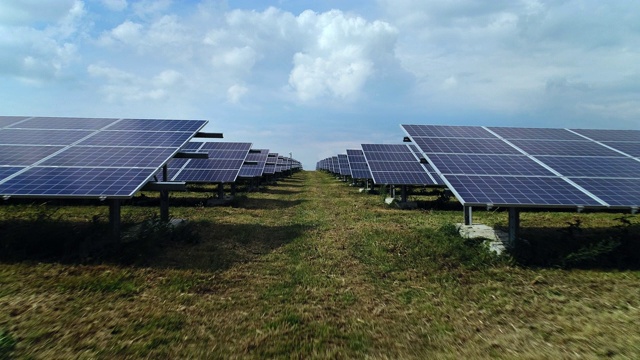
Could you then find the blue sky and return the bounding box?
[1,0,639,168]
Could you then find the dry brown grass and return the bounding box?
[1,171,639,359]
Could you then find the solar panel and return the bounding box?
[346,149,372,179]
[445,175,604,207]
[239,149,269,178]
[570,129,640,142]
[601,142,640,157]
[427,153,555,176]
[361,144,439,185]
[408,143,446,185]
[337,154,351,176]
[169,142,251,183]
[0,116,207,199]
[509,140,623,156]
[402,124,640,209]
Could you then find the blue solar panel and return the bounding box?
[10,117,118,130]
[0,167,25,180]
[0,129,93,145]
[346,149,372,179]
[79,131,191,147]
[402,124,640,209]
[0,167,153,198]
[602,142,640,157]
[41,146,177,168]
[0,116,29,128]
[0,117,208,198]
[488,127,583,140]
[338,154,351,176]
[169,142,251,183]
[413,137,521,155]
[571,129,640,142]
[510,140,623,156]
[239,149,269,178]
[428,154,555,176]
[571,178,640,207]
[0,145,64,166]
[106,119,206,132]
[403,124,494,139]
[445,175,604,207]
[539,156,640,178]
[362,144,438,185]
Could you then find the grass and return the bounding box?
[0,171,639,358]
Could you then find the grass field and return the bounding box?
[1,170,639,359]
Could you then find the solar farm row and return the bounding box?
[317,124,640,211]
[0,116,302,200]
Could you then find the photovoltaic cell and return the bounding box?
[413,137,521,155]
[79,131,191,147]
[40,146,177,168]
[0,167,153,197]
[239,149,269,178]
[0,167,25,180]
[403,124,494,139]
[570,178,640,207]
[362,144,437,185]
[445,175,603,207]
[0,129,94,145]
[0,145,64,166]
[509,140,623,156]
[428,154,554,176]
[602,142,640,157]
[538,156,640,178]
[0,117,29,128]
[488,127,583,140]
[106,119,206,132]
[571,129,640,142]
[10,117,118,130]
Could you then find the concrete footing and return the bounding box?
[456,223,509,255]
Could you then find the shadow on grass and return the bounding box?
[0,217,309,272]
[232,199,307,210]
[508,223,640,270]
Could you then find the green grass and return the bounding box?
[0,171,639,358]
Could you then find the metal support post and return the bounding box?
[508,207,520,247]
[401,185,408,202]
[109,199,121,242]
[217,183,225,199]
[160,190,169,222]
[464,206,473,225]
[231,183,237,196]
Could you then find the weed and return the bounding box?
[0,328,16,360]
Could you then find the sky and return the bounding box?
[1,0,639,169]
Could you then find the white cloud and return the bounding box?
[227,84,248,104]
[0,0,78,25]
[87,64,184,102]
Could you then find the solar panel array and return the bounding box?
[0,116,206,199]
[337,154,351,176]
[402,124,640,209]
[169,142,251,183]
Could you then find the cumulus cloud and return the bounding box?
[87,64,184,102]
[0,0,83,82]
[227,84,248,103]
[287,10,397,102]
[379,0,640,123]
